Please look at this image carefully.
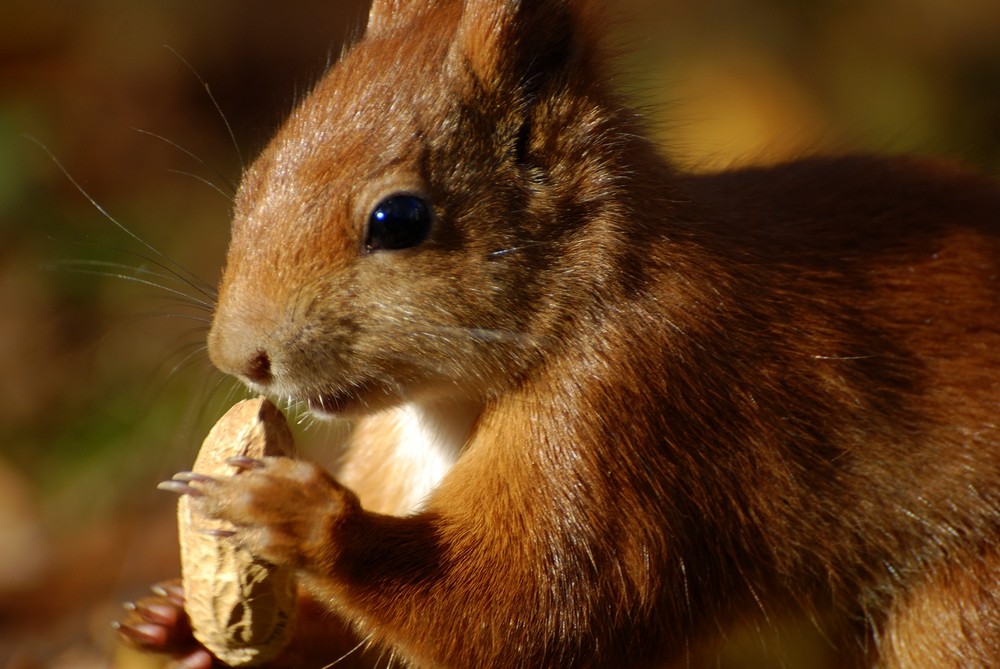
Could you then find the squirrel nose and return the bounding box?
[243,349,273,385]
[207,311,275,386]
[209,337,274,386]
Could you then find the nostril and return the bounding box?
[244,349,273,385]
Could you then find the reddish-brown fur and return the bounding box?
[119,0,1000,666]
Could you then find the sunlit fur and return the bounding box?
[204,0,1000,666]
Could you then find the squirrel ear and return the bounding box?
[450,0,578,90]
[366,0,442,37]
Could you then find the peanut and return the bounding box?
[178,397,298,666]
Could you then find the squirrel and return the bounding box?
[116,0,1000,666]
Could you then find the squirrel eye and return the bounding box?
[365,194,433,252]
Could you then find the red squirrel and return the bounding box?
[117,0,1000,666]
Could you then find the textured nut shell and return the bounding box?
[179,397,298,666]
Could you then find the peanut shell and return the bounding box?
[178,397,298,666]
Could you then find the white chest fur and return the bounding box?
[342,399,480,515]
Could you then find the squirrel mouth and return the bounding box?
[305,380,391,418]
[307,393,355,416]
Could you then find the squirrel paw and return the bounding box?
[113,578,217,668]
[162,457,361,570]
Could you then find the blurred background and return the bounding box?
[0,0,998,667]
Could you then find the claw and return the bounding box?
[151,580,184,603]
[166,648,216,669]
[113,620,166,647]
[173,471,217,484]
[134,600,181,625]
[227,455,265,469]
[157,480,203,497]
[158,471,219,496]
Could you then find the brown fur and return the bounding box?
[152,0,1000,666]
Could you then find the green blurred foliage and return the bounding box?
[0,0,997,666]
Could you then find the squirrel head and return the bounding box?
[208,0,637,416]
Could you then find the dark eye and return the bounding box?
[365,194,433,252]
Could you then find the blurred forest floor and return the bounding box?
[0,0,998,667]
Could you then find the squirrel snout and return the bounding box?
[210,342,273,387]
[207,316,275,387]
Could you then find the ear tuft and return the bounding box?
[450,0,578,91]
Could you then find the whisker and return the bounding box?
[460,327,534,344]
[374,645,391,669]
[48,259,183,290]
[169,367,251,449]
[319,632,376,668]
[409,324,538,346]
[291,398,315,427]
[158,312,213,325]
[114,309,213,330]
[137,339,211,394]
[165,168,235,202]
[51,257,179,280]
[162,342,212,384]
[117,295,214,320]
[487,240,556,257]
[132,127,239,194]
[29,137,218,307]
[164,45,245,173]
[47,235,218,301]
[29,137,191,269]
[48,258,215,306]
[218,375,251,410]
[45,262,216,311]
[120,334,221,430]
